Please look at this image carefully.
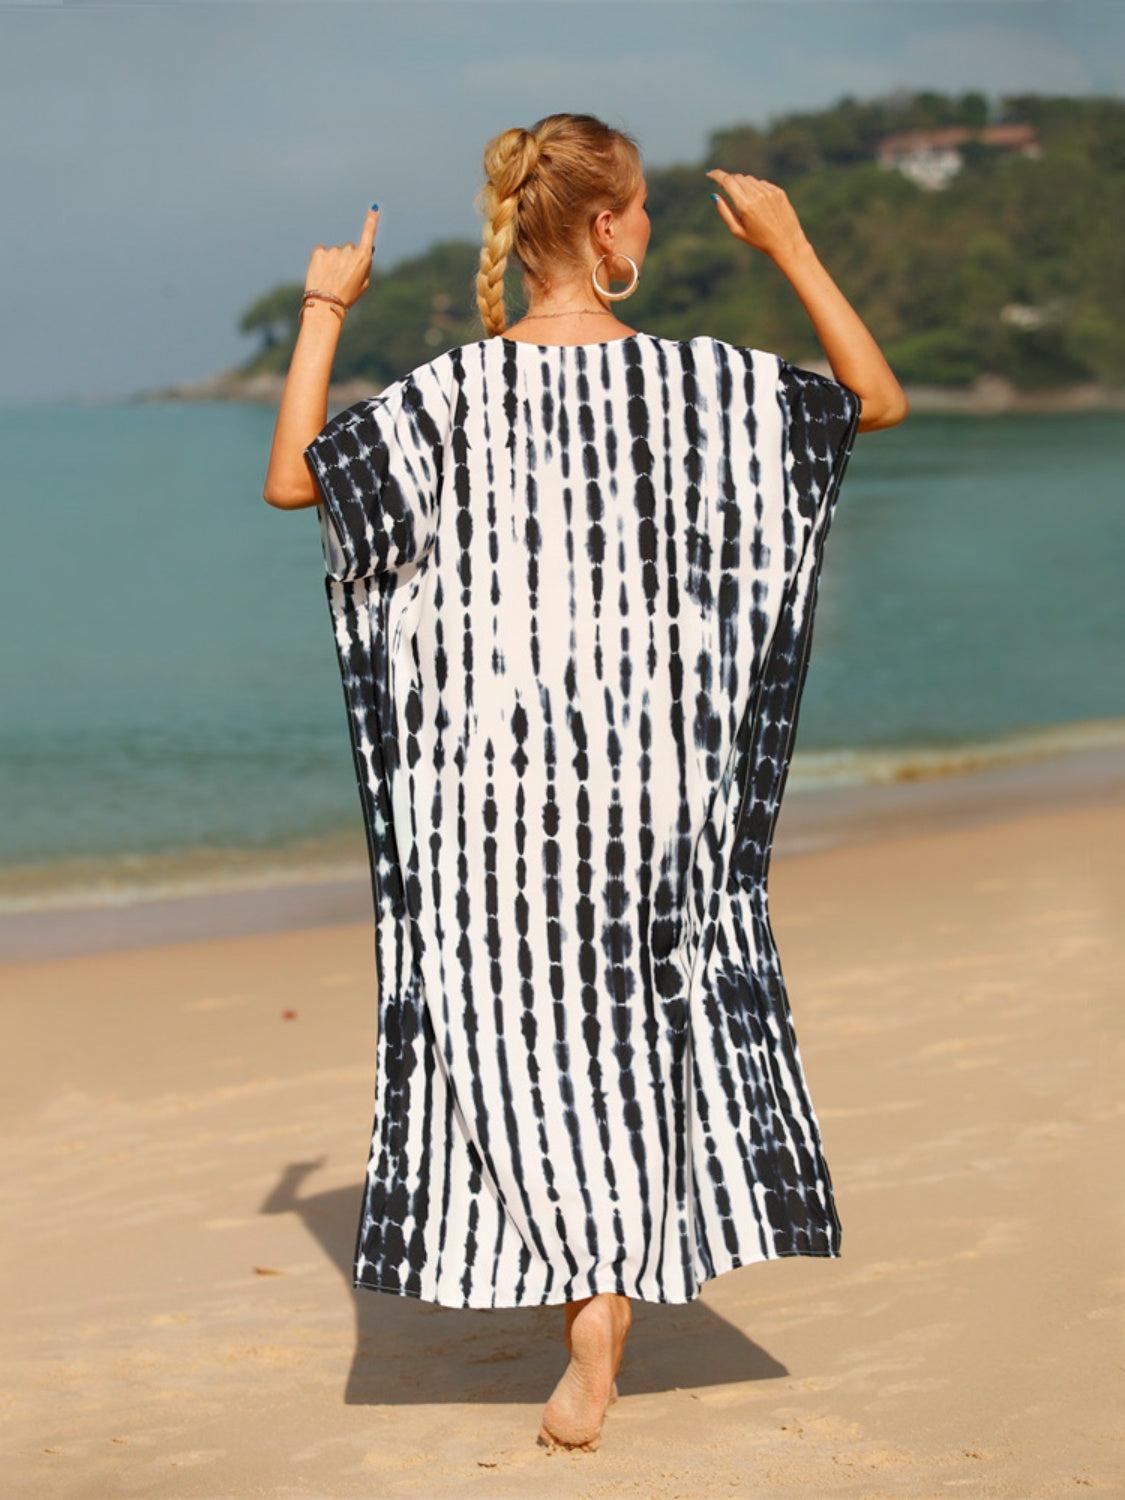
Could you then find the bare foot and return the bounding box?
[566,1308,620,1405]
[538,1293,632,1451]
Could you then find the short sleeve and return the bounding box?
[776,359,862,540]
[304,368,448,582]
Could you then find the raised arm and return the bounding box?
[262,204,381,510]
[707,169,908,433]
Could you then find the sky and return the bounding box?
[0,0,1120,402]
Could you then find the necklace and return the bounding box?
[517,309,616,322]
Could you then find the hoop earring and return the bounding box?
[592,252,640,302]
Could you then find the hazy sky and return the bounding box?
[2,1,1120,401]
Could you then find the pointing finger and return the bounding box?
[359,204,380,257]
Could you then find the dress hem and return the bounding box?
[351,1242,842,1311]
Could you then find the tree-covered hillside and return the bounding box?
[239,91,1124,393]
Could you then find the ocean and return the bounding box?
[2,397,1122,913]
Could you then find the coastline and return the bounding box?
[3,737,1122,963]
[133,366,1125,415]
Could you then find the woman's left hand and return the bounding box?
[304,205,381,311]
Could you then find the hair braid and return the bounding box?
[474,128,540,339]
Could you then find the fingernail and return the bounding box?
[710,192,718,200]
[371,201,379,210]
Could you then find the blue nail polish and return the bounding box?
[710,192,718,201]
[371,201,379,210]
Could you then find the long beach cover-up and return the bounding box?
[303,331,861,1309]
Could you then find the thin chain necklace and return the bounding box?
[517,308,615,322]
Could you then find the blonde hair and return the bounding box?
[474,113,643,339]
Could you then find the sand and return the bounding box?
[3,775,1123,1498]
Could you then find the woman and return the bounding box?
[264,112,907,1453]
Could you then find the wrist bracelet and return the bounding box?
[300,290,348,326]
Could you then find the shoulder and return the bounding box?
[658,336,783,406]
[689,336,852,392]
[659,335,784,388]
[707,337,860,418]
[679,334,777,362]
[344,349,458,425]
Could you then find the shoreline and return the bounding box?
[127,366,1125,416]
[3,739,1121,963]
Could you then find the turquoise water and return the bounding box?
[2,399,1122,905]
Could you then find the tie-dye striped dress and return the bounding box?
[304,331,861,1309]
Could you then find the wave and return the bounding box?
[786,715,1125,791]
[0,831,369,916]
[2,717,1122,915]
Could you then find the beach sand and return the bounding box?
[3,776,1122,1497]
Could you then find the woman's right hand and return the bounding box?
[304,205,381,311]
[706,170,809,263]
